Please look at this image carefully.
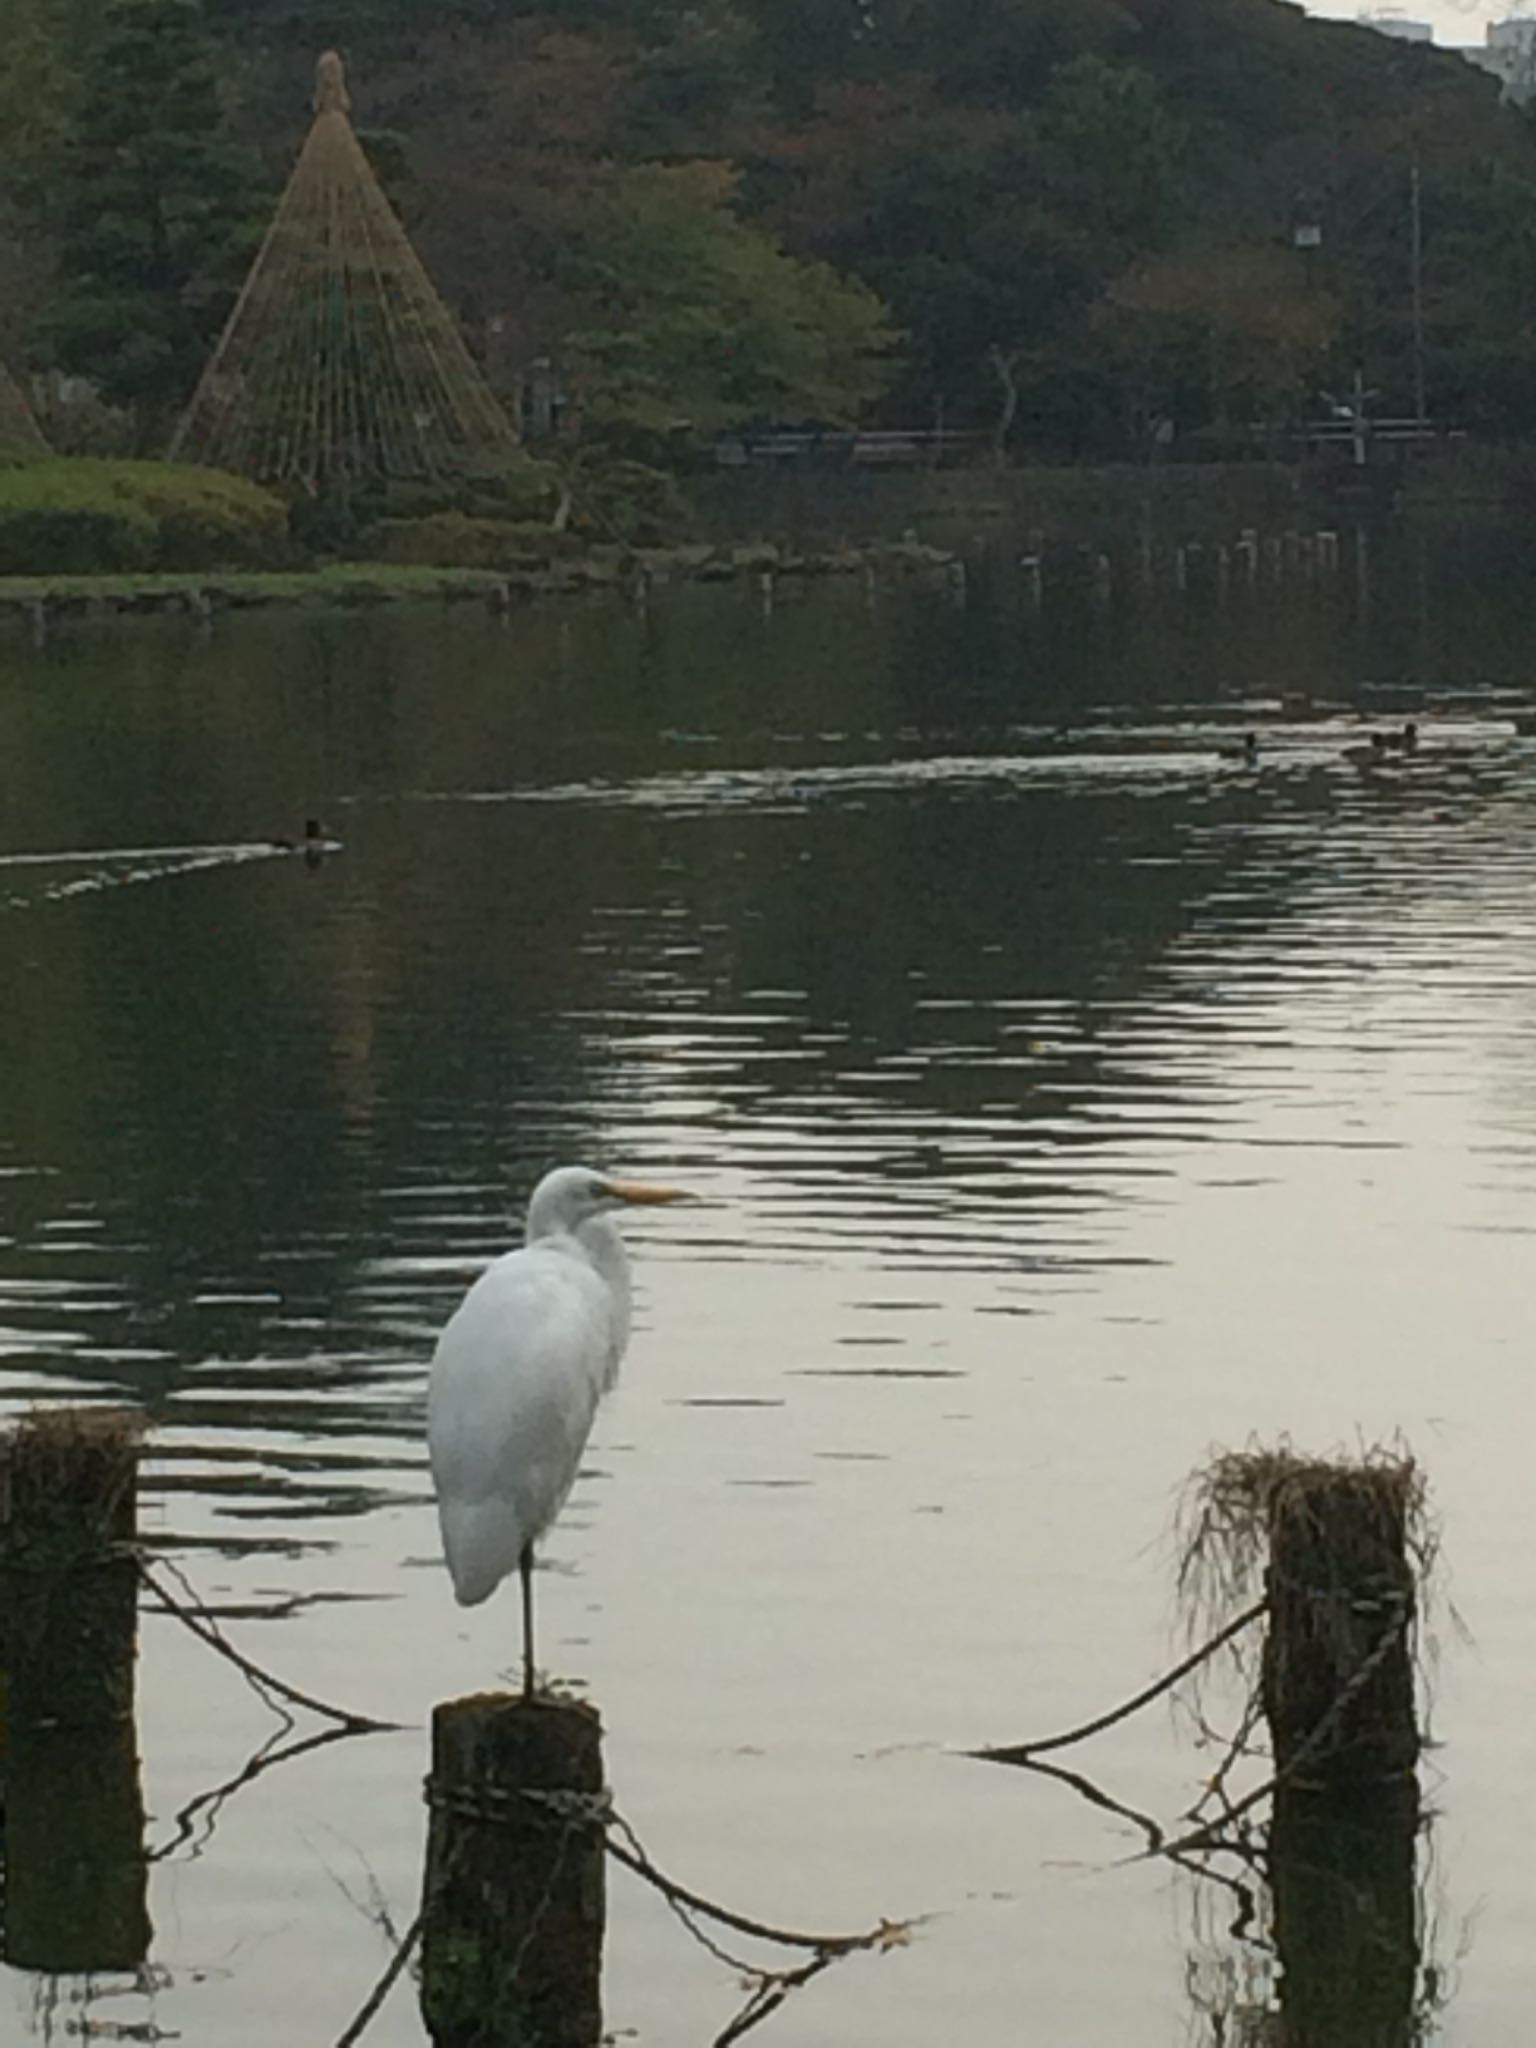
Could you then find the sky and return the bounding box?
[1306,0,1530,42]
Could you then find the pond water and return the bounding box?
[1,515,1534,2046]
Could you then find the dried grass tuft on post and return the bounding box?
[1179,1442,1430,1793]
[170,51,518,491]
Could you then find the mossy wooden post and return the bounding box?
[1261,1465,1419,1792]
[1268,1776,1420,2047]
[421,1694,605,2048]
[0,1408,151,1970]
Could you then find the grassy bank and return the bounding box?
[0,536,964,621]
[0,563,514,609]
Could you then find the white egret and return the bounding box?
[427,1164,686,1695]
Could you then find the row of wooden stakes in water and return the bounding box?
[0,1408,611,2047]
[0,1408,1434,2048]
[1016,526,1350,604]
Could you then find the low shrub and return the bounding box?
[106,462,289,567]
[0,459,288,574]
[369,458,563,526]
[0,496,158,574]
[568,456,690,543]
[364,511,580,569]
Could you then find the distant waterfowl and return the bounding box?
[268,818,338,867]
[269,817,329,852]
[1511,710,1536,737]
[1217,731,1259,765]
[1341,732,1392,771]
[1383,721,1420,754]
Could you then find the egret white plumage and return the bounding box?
[427,1164,685,1695]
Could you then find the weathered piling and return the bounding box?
[0,1408,151,1970]
[1181,1447,1423,1799]
[421,1693,606,2048]
[1260,1459,1420,1790]
[1268,1776,1420,2048]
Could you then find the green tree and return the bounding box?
[1034,56,1185,248]
[45,0,257,446]
[558,160,898,444]
[1105,246,1340,435]
[0,0,97,191]
[876,0,1140,107]
[739,0,869,112]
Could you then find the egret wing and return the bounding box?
[427,1243,617,1607]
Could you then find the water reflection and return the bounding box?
[1184,1784,1447,2048]
[0,518,1533,2042]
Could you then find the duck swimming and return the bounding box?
[1341,732,1392,771]
[269,818,336,863]
[269,818,323,850]
[1217,731,1259,765]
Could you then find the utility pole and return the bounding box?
[1410,160,1427,431]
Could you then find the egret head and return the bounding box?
[526,1164,686,1241]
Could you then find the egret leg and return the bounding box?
[520,1544,536,1698]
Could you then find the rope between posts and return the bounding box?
[422,1779,614,1830]
[972,1597,1268,1764]
[417,1774,899,1957]
[1155,1591,1414,1862]
[137,1555,397,1733]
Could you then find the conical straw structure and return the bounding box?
[0,358,50,458]
[171,51,518,489]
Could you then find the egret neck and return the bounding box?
[573,1215,633,1384]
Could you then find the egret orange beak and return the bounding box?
[604,1178,689,1205]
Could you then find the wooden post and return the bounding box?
[0,1409,150,1971]
[1269,1777,1420,2046]
[1260,1465,1419,1790]
[422,1693,606,2048]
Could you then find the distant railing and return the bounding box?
[1293,417,1463,457]
[711,428,990,467]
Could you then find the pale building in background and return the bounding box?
[1355,8,1536,101]
[1357,11,1434,36]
